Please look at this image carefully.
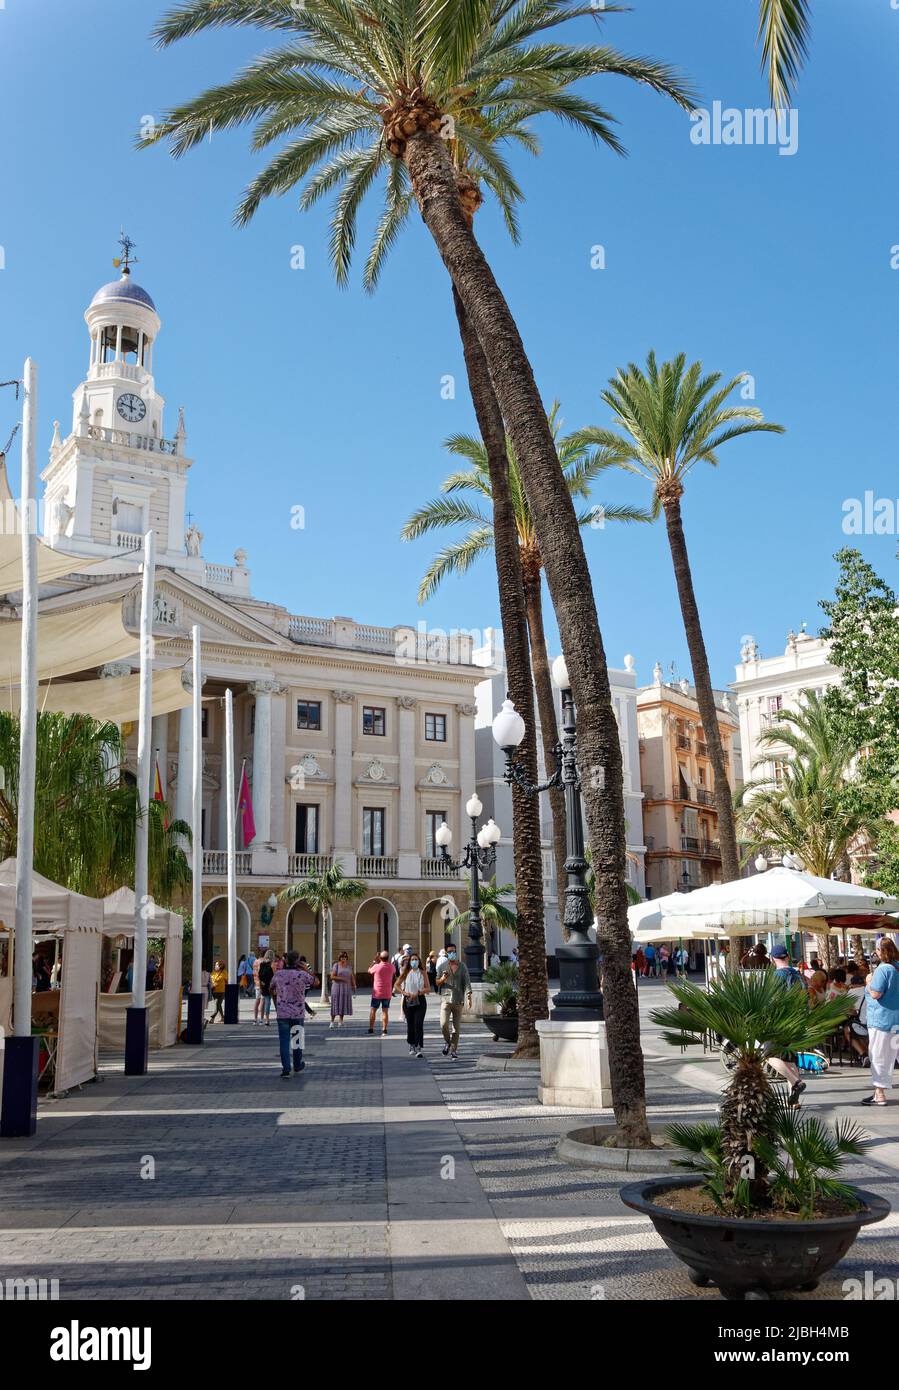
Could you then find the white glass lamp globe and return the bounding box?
[485,818,502,844]
[492,698,526,749]
[266,892,278,909]
[435,821,452,849]
[466,793,483,819]
[477,827,490,849]
[754,855,768,874]
[551,653,570,691]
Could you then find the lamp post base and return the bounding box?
[224,983,240,1024]
[550,942,604,1021]
[185,991,205,1044]
[0,1035,40,1138]
[464,941,484,985]
[124,1006,149,1075]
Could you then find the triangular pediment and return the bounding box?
[39,569,294,654]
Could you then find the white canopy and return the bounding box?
[99,887,184,1050]
[0,600,138,683]
[102,886,183,941]
[6,666,192,723]
[657,866,899,932]
[633,921,725,945]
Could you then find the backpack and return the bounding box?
[258,961,274,991]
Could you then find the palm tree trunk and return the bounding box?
[452,287,547,1058]
[406,131,649,1142]
[522,566,569,935]
[659,495,740,882]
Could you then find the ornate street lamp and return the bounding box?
[260,892,278,928]
[435,794,501,983]
[491,654,602,1021]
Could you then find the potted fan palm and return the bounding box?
[482,961,519,1043]
[620,970,890,1299]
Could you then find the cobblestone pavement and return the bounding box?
[0,984,896,1301]
[430,981,899,1301]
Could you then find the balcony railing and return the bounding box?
[112,530,143,552]
[676,734,692,750]
[358,855,398,878]
[681,835,700,852]
[203,850,251,876]
[696,788,714,806]
[421,857,458,879]
[672,783,691,802]
[288,853,333,878]
[87,424,180,456]
[700,839,721,858]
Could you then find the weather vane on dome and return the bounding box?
[112,230,138,276]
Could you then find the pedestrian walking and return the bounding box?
[398,952,429,1057]
[270,950,316,1079]
[425,951,438,995]
[298,957,317,1019]
[208,959,227,1023]
[244,950,257,999]
[643,942,656,978]
[768,944,808,1106]
[862,939,899,1107]
[436,945,472,1060]
[368,950,396,1035]
[255,950,276,1025]
[392,942,413,981]
[329,951,355,1027]
[236,954,249,998]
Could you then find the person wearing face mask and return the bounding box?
[397,952,429,1057]
[435,946,472,1060]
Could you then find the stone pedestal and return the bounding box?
[536,1018,612,1109]
[461,981,499,1023]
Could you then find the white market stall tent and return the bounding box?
[658,866,899,934]
[0,859,103,1095]
[98,888,184,1051]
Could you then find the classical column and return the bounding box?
[270,683,287,848]
[217,699,229,850]
[397,696,419,879]
[176,694,193,832]
[98,661,131,781]
[456,702,477,804]
[249,679,283,846]
[333,690,356,872]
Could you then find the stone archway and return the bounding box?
[286,901,319,971]
[420,895,461,960]
[202,895,252,972]
[354,897,399,974]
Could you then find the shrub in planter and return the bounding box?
[482,961,519,1041]
[618,970,890,1298]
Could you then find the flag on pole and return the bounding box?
[238,762,256,846]
[153,754,169,830]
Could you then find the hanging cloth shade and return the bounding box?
[0,600,138,683]
[1,666,192,722]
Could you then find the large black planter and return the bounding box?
[482,1014,519,1044]
[620,1174,890,1300]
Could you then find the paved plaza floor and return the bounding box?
[0,981,896,1301]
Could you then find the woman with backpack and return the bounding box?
[862,939,899,1106]
[255,950,276,1026]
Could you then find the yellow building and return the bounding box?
[637,668,742,899]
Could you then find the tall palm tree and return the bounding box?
[0,712,191,900]
[280,858,366,1002]
[144,0,811,1136]
[402,406,649,914]
[580,352,784,886]
[736,691,868,964]
[144,1,693,1109]
[447,875,517,960]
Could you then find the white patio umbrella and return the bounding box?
[658,866,898,934]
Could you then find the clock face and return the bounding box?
[116,392,146,424]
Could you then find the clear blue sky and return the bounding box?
[1,0,896,688]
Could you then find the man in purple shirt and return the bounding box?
[270,951,316,1078]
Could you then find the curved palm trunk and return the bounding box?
[407,131,648,1141]
[452,287,547,1057]
[659,495,741,884]
[522,566,569,934]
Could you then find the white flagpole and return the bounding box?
[1,360,40,1139]
[191,625,203,996]
[224,688,238,1022]
[126,527,155,1073]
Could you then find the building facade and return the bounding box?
[732,630,839,791]
[31,262,488,974]
[638,665,743,898]
[473,634,646,951]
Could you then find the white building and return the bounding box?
[732,630,839,789]
[23,257,491,975]
[473,632,646,954]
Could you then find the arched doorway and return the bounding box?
[202,895,252,971]
[420,895,461,959]
[354,897,399,974]
[287,902,319,970]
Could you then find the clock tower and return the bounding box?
[41,237,193,573]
